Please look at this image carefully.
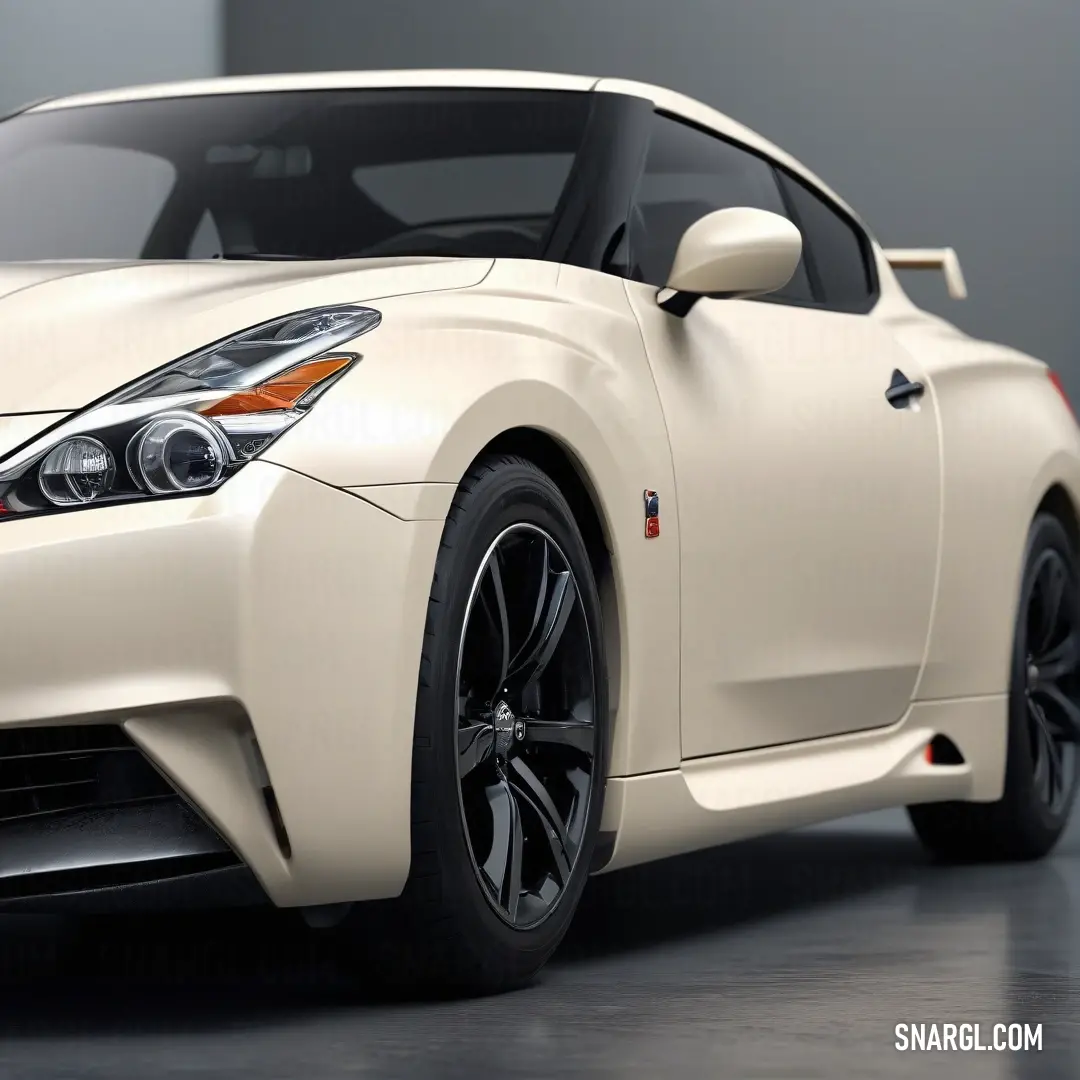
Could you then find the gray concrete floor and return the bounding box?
[0,809,1078,1079]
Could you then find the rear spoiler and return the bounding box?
[883,247,968,300]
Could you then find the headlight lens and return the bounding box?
[130,414,229,495]
[39,437,116,505]
[0,304,380,520]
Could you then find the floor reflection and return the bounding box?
[0,810,1076,1079]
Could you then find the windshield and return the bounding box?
[0,88,592,262]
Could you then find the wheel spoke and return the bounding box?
[481,780,523,921]
[480,549,511,694]
[1048,731,1065,804]
[1040,735,1055,806]
[509,757,574,881]
[1034,630,1080,684]
[1035,556,1068,655]
[523,717,595,755]
[507,538,552,675]
[1028,700,1057,803]
[458,721,494,779]
[510,570,576,690]
[1033,683,1080,743]
[516,538,550,664]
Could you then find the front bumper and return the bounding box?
[0,461,443,909]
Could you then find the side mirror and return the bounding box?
[660,207,802,316]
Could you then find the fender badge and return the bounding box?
[644,489,660,538]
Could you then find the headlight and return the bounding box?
[0,304,380,520]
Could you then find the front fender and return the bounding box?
[263,263,682,775]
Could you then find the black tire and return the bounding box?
[351,454,608,995]
[908,512,1080,861]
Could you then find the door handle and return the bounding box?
[885,369,925,408]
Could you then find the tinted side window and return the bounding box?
[778,172,874,308]
[630,115,812,301]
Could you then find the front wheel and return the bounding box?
[909,512,1080,861]
[364,454,609,994]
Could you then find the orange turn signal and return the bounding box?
[200,355,353,417]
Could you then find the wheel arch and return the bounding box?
[468,427,625,780]
[1036,482,1080,551]
[410,371,682,780]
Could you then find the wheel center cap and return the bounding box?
[493,700,522,758]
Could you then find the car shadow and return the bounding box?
[0,818,968,1038]
[556,821,933,964]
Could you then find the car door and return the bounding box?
[621,113,942,759]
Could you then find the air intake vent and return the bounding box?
[0,724,173,823]
[926,734,965,766]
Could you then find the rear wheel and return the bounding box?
[357,454,608,994]
[909,513,1080,860]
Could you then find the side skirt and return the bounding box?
[595,695,1008,874]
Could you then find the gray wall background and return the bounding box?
[224,0,1080,392]
[0,1,1074,389]
[0,0,223,115]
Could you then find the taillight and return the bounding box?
[1049,370,1076,421]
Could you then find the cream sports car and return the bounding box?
[1,70,1078,993]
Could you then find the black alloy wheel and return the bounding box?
[1021,545,1080,812]
[909,512,1080,861]
[455,523,598,929]
[356,454,608,995]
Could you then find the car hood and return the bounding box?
[0,257,492,414]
